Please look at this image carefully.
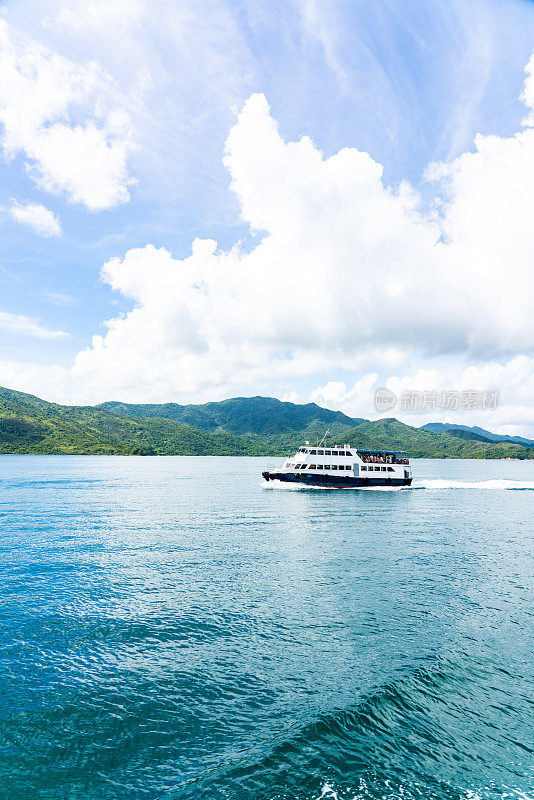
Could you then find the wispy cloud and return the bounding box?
[9,200,61,237]
[41,291,76,306]
[0,310,67,339]
[295,0,350,90]
[0,19,136,210]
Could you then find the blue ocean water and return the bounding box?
[0,456,533,800]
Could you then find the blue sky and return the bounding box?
[1,0,534,433]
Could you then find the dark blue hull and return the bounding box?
[262,471,412,487]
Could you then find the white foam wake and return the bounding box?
[415,478,534,490]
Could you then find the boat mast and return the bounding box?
[319,429,330,448]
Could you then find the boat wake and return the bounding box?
[414,478,534,491]
[262,479,534,491]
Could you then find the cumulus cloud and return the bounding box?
[9,200,61,237]
[2,52,534,433]
[0,19,136,210]
[311,374,379,419]
[0,310,66,339]
[310,355,534,434]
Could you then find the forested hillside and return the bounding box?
[0,387,532,458]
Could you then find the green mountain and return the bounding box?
[100,395,364,435]
[0,386,532,458]
[421,422,534,448]
[0,387,265,456]
[344,418,533,459]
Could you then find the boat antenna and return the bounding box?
[319,429,329,447]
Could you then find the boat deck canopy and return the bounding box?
[356,450,409,456]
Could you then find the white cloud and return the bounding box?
[38,0,255,205]
[2,51,534,434]
[0,19,136,210]
[52,0,146,33]
[311,374,379,419]
[309,355,534,436]
[41,291,76,306]
[9,200,61,237]
[520,53,534,127]
[68,75,534,404]
[295,0,350,89]
[0,311,66,339]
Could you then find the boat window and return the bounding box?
[361,465,366,471]
[381,467,387,471]
[388,467,394,472]
[324,450,331,456]
[310,449,317,455]
[324,465,330,470]
[332,465,337,470]
[309,464,316,469]
[318,450,324,455]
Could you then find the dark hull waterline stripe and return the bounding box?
[262,471,412,487]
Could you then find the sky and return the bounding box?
[1,0,534,435]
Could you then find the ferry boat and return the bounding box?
[262,439,412,487]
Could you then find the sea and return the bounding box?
[0,456,533,800]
